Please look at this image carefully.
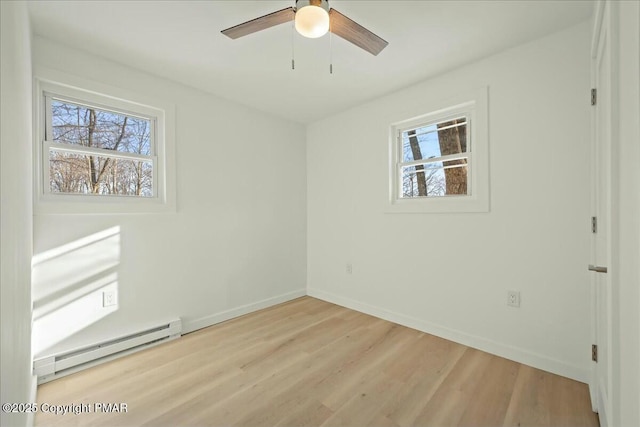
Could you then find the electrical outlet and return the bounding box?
[507,290,520,308]
[103,290,117,307]
[346,263,353,274]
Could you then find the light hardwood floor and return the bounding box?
[35,297,599,427]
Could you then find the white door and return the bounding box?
[591,2,613,426]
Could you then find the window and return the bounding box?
[46,97,155,197]
[35,77,175,214]
[398,116,469,198]
[389,87,489,213]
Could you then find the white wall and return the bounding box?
[614,1,640,425]
[31,37,307,358]
[307,22,592,382]
[0,2,35,427]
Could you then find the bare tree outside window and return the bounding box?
[48,99,154,197]
[437,118,468,195]
[399,117,468,198]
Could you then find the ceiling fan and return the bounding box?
[221,0,388,56]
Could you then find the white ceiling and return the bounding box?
[27,0,594,124]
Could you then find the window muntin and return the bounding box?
[43,95,157,198]
[398,116,470,198]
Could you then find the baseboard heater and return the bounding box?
[33,319,182,384]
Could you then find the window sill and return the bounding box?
[34,194,176,215]
[385,194,489,214]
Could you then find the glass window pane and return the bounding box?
[50,99,152,156]
[401,163,468,198]
[401,117,467,162]
[402,124,439,161]
[437,118,467,156]
[49,150,153,197]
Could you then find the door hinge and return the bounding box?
[591,88,597,106]
[592,344,598,362]
[592,216,598,233]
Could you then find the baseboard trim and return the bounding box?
[307,288,589,383]
[183,289,307,334]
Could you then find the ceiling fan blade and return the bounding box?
[329,8,388,56]
[221,7,295,39]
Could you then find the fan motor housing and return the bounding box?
[295,0,330,13]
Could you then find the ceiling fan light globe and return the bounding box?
[295,5,330,38]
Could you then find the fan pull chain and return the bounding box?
[329,19,333,74]
[291,21,295,70]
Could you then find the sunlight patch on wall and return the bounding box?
[32,226,121,357]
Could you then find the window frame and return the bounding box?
[34,76,176,214]
[388,86,489,213]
